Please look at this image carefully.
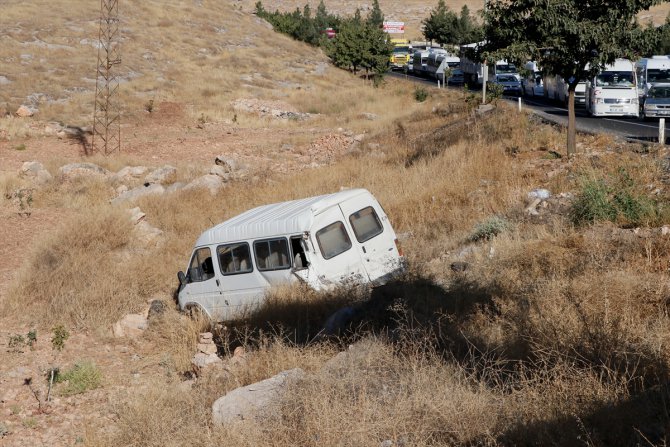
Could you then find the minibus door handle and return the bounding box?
[216,279,220,287]
[361,246,367,254]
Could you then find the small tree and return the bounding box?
[367,0,384,28]
[423,0,459,46]
[485,0,664,156]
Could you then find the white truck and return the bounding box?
[636,56,670,100]
[585,58,639,118]
[177,189,406,321]
[544,75,587,106]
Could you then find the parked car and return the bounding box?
[177,189,406,321]
[642,83,670,119]
[490,73,522,96]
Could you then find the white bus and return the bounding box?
[636,56,670,99]
[585,59,639,118]
[425,49,460,82]
[412,49,430,77]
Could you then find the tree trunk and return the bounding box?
[567,84,576,156]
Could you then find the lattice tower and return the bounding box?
[93,0,121,155]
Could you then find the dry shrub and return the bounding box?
[3,207,160,330]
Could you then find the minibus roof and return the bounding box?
[195,188,370,246]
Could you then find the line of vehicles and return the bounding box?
[392,39,670,120]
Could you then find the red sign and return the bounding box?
[383,21,405,34]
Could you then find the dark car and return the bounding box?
[642,84,670,119]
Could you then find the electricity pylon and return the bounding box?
[93,0,121,155]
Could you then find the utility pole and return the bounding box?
[93,0,121,155]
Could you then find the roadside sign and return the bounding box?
[383,21,405,34]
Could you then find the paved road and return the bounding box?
[389,71,664,144]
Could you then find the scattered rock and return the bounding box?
[361,112,378,121]
[525,198,542,216]
[112,166,149,183]
[112,313,148,338]
[128,207,146,225]
[184,174,225,194]
[199,332,213,344]
[15,105,36,117]
[527,188,551,200]
[144,165,177,185]
[322,306,357,336]
[59,162,110,181]
[662,225,670,236]
[19,161,53,185]
[111,183,165,205]
[353,134,365,142]
[197,343,218,355]
[19,161,44,177]
[209,165,232,181]
[212,368,305,426]
[192,352,222,368]
[133,220,163,247]
[215,155,239,172]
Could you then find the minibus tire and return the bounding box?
[185,304,209,322]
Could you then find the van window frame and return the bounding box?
[216,242,253,276]
[187,247,215,283]
[253,237,291,272]
[315,221,352,260]
[349,206,384,243]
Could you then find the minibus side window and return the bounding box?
[188,247,214,283]
[290,236,309,269]
[349,206,384,243]
[316,221,352,259]
[217,243,253,275]
[254,238,291,271]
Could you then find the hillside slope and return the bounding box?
[0,0,354,124]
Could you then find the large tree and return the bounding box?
[485,0,663,156]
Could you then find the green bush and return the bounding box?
[414,87,429,102]
[485,82,504,103]
[469,216,510,242]
[570,169,661,227]
[55,360,102,396]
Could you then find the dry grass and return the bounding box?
[5,91,670,445]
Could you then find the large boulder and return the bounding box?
[111,183,165,205]
[112,313,148,338]
[59,163,110,181]
[212,368,305,426]
[112,166,149,183]
[144,165,177,185]
[184,174,224,194]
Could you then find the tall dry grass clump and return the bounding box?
[3,207,158,330]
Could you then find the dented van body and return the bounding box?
[177,189,405,321]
